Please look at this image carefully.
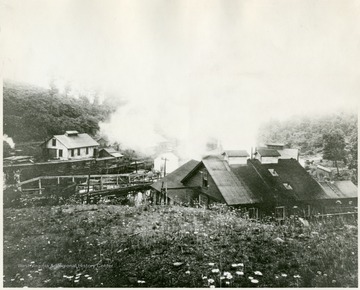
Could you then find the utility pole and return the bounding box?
[162,157,168,177]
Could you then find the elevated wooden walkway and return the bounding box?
[12,173,156,196]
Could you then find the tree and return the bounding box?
[322,129,346,175]
[348,134,358,184]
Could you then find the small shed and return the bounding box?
[98,148,124,160]
[254,148,281,164]
[222,150,249,166]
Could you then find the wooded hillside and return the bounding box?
[3,81,118,143]
[257,112,358,156]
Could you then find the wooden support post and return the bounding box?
[39,178,42,195]
[57,177,60,185]
[100,176,103,190]
[72,177,75,182]
[116,176,119,186]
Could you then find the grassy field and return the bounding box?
[3,204,358,287]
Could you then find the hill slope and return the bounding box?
[257,112,357,156]
[3,204,357,287]
[3,81,116,143]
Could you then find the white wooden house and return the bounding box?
[41,131,99,160]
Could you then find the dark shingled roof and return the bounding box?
[150,159,200,203]
[151,159,200,192]
[248,159,325,201]
[256,148,281,157]
[201,156,260,205]
[99,148,124,158]
[223,150,249,157]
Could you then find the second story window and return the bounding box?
[52,139,56,146]
[202,170,208,188]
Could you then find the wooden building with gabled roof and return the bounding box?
[150,150,357,218]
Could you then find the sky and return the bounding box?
[1,0,360,158]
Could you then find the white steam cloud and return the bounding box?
[3,0,359,160]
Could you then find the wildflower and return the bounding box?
[237,263,244,267]
[275,275,279,279]
[137,280,145,284]
[332,280,336,284]
[281,273,287,277]
[208,263,215,266]
[236,271,244,276]
[294,275,301,279]
[202,276,208,280]
[185,271,190,274]
[225,281,230,285]
[251,279,259,284]
[317,271,322,275]
[210,286,215,288]
[220,276,225,280]
[20,278,24,281]
[87,277,92,280]
[212,269,220,273]
[74,280,79,283]
[248,276,254,280]
[223,272,231,277]
[194,232,198,234]
[254,271,263,276]
[208,278,215,284]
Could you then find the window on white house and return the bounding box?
[275,206,285,220]
[71,149,74,157]
[77,148,81,155]
[283,183,293,190]
[268,169,279,176]
[59,149,63,157]
[86,147,89,155]
[52,139,56,146]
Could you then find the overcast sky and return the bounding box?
[1,0,359,156]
